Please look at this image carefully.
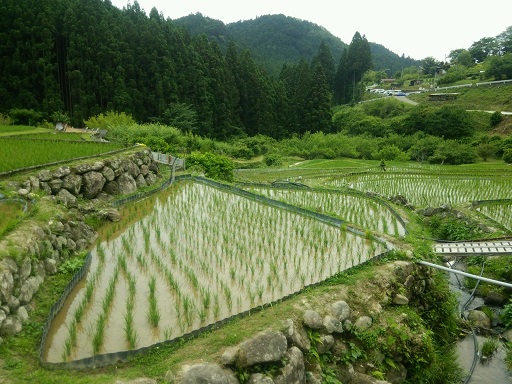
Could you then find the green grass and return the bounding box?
[407,85,512,113]
[0,200,25,236]
[0,138,125,173]
[0,125,48,136]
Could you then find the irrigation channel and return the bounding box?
[433,253,512,383]
[42,178,391,364]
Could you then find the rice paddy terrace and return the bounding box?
[39,159,512,367]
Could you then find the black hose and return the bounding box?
[460,259,486,384]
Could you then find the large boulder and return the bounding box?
[235,331,288,368]
[303,310,323,329]
[0,315,22,336]
[274,347,305,384]
[281,319,311,351]
[331,301,351,322]
[81,171,106,199]
[0,270,14,302]
[117,174,137,195]
[62,174,83,195]
[178,363,238,384]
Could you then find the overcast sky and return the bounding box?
[110,0,511,62]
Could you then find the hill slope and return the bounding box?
[173,13,421,77]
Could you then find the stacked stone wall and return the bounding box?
[0,149,160,341]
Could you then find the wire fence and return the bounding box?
[39,174,394,369]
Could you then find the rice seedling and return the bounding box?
[147,277,160,328]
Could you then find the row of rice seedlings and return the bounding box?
[147,276,160,328]
[252,188,404,236]
[328,174,512,207]
[91,265,120,355]
[54,181,386,361]
[476,203,512,232]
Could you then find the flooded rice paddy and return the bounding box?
[43,181,387,362]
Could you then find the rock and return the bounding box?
[281,319,311,351]
[53,166,71,179]
[220,347,238,366]
[305,371,322,384]
[501,329,512,342]
[104,180,120,195]
[39,181,52,195]
[91,161,105,171]
[323,315,343,333]
[117,173,137,195]
[178,363,238,384]
[19,257,32,280]
[123,159,140,178]
[331,339,348,357]
[485,291,507,306]
[248,373,275,383]
[0,309,6,328]
[49,178,64,194]
[145,172,157,186]
[75,239,89,252]
[17,188,30,197]
[99,208,121,222]
[38,169,52,182]
[0,315,22,336]
[114,378,157,384]
[18,276,42,304]
[16,307,29,323]
[354,316,373,331]
[334,363,355,384]
[404,275,415,288]
[0,270,14,302]
[274,347,305,384]
[351,372,391,384]
[393,261,414,284]
[468,310,491,329]
[81,171,106,199]
[316,335,334,354]
[7,296,20,312]
[331,301,351,322]
[303,310,323,329]
[236,331,288,368]
[57,188,78,208]
[45,259,58,275]
[140,164,149,176]
[385,361,407,384]
[101,166,116,182]
[393,294,409,305]
[135,173,147,188]
[62,174,83,195]
[28,176,40,190]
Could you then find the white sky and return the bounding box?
[110,0,511,62]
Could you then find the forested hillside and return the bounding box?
[174,13,420,77]
[0,0,373,139]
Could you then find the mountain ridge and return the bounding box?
[173,13,421,77]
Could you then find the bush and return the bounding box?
[490,111,503,127]
[9,108,44,125]
[186,152,235,182]
[264,153,282,166]
[503,149,512,164]
[84,111,136,130]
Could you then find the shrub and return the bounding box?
[9,108,44,125]
[490,111,503,127]
[84,111,136,130]
[186,152,235,182]
[503,149,512,164]
[264,153,282,166]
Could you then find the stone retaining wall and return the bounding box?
[125,261,435,384]
[0,148,161,341]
